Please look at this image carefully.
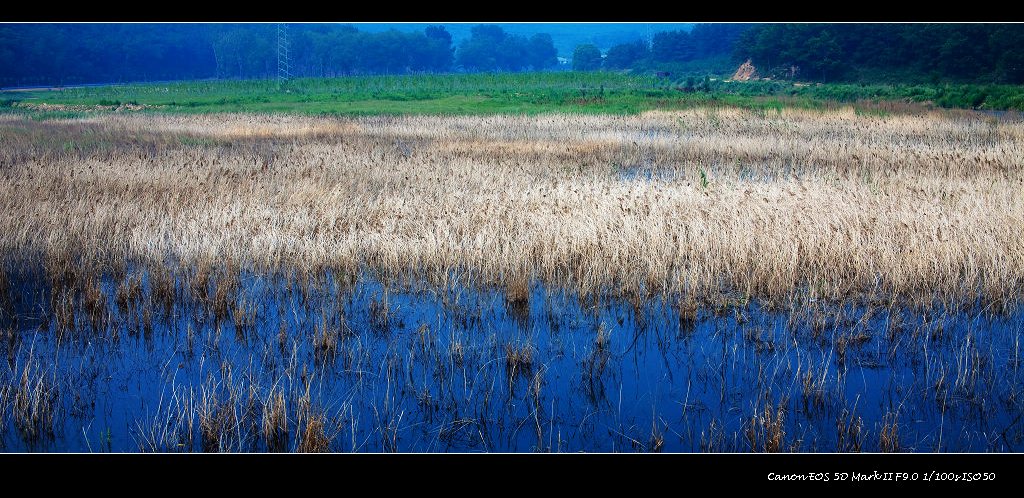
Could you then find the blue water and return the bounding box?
[1,268,1021,452]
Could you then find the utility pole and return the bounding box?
[277,23,291,89]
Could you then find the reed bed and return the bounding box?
[0,108,1021,311]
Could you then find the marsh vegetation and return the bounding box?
[0,108,1021,451]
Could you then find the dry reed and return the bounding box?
[0,109,1020,310]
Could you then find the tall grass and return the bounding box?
[0,108,1020,312]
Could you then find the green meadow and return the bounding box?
[4,72,1024,117]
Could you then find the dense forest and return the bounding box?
[594,24,1024,84]
[601,24,751,70]
[731,24,1024,83]
[0,24,460,85]
[3,23,1024,87]
[0,24,559,86]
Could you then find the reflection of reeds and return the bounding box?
[369,294,392,333]
[297,415,330,453]
[745,399,786,453]
[700,419,727,452]
[0,380,9,447]
[583,324,611,397]
[677,297,698,331]
[13,355,57,445]
[450,341,464,366]
[312,325,339,365]
[134,383,197,452]
[953,332,991,403]
[295,387,332,453]
[506,275,530,306]
[505,275,531,327]
[1,110,1019,311]
[81,277,108,332]
[4,265,1013,452]
[836,408,864,452]
[212,268,240,325]
[0,268,12,325]
[800,365,827,413]
[878,412,900,453]
[198,369,240,452]
[2,326,15,367]
[115,275,142,318]
[649,418,664,453]
[198,397,235,452]
[151,265,176,318]
[262,387,288,452]
[504,343,534,380]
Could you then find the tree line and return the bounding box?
[573,24,752,71]
[577,24,1024,85]
[0,24,558,86]
[4,23,1024,87]
[732,24,1024,83]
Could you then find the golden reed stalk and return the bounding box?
[0,108,1021,310]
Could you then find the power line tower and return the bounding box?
[277,23,291,88]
